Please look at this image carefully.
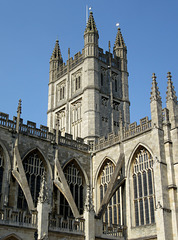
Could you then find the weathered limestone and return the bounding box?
[0,10,178,240]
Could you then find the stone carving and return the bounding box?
[38,173,49,204]
[85,186,94,212]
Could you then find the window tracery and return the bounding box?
[17,150,45,209]
[71,100,82,139]
[72,70,82,93]
[57,81,66,102]
[58,162,84,219]
[132,148,155,226]
[99,161,122,226]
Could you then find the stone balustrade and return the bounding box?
[49,215,85,234]
[0,207,37,228]
[103,223,124,238]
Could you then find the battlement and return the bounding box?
[0,112,89,152]
[94,117,152,151]
[55,47,121,80]
[57,51,84,79]
[98,47,120,69]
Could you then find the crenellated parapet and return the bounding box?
[0,112,89,152]
[99,47,120,69]
[94,116,152,151]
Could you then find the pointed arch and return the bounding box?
[0,140,11,171]
[17,147,52,210]
[22,147,52,181]
[128,143,155,227]
[94,156,116,189]
[63,158,89,186]
[126,142,154,177]
[0,140,11,207]
[1,233,22,240]
[95,156,123,226]
[55,158,87,218]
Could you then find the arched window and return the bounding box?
[99,160,122,226]
[17,150,45,209]
[0,146,4,204]
[58,161,84,219]
[132,148,155,226]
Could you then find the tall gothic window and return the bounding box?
[17,150,45,209]
[132,148,155,226]
[99,160,122,225]
[0,146,4,204]
[59,161,84,219]
[71,101,82,139]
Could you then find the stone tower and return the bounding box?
[47,11,130,144]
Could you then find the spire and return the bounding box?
[114,27,126,49]
[85,11,98,34]
[150,73,162,104]
[51,39,63,63]
[166,72,177,104]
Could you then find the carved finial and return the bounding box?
[166,72,177,103]
[38,172,49,204]
[150,73,162,104]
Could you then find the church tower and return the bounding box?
[47,12,130,144]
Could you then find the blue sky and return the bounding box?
[0,0,178,127]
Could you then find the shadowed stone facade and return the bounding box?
[0,11,178,240]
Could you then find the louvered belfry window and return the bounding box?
[133,148,155,226]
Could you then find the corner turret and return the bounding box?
[113,27,130,127]
[49,40,63,82]
[113,27,127,72]
[84,12,99,58]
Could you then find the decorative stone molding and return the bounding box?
[85,186,94,212]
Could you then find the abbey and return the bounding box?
[0,11,178,240]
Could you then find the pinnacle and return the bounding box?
[150,73,162,104]
[166,72,177,103]
[51,39,63,63]
[114,27,126,48]
[85,11,98,34]
[17,99,22,114]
